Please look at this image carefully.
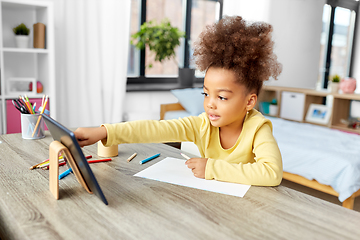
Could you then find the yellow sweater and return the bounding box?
[102,109,282,186]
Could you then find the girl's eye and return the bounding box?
[219,96,227,101]
[201,92,208,97]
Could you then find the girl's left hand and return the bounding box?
[185,158,208,178]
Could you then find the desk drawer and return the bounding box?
[280,91,305,121]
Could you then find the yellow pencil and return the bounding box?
[29,153,63,170]
[32,95,48,137]
[29,158,49,170]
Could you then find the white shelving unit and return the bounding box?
[0,0,55,134]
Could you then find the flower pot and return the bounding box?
[178,68,195,88]
[15,35,29,48]
[269,104,278,116]
[329,82,339,93]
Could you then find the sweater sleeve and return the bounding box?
[101,116,203,146]
[205,122,283,186]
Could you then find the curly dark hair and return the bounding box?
[193,16,282,95]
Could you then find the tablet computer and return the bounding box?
[42,114,108,205]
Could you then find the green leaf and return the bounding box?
[129,18,185,68]
[13,23,30,35]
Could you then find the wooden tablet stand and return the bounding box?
[49,141,92,199]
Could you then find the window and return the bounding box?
[128,0,223,84]
[318,0,358,89]
[128,0,140,76]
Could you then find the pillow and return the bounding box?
[164,110,191,120]
[170,88,204,115]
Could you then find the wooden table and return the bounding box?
[1,133,360,239]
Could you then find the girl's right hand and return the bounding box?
[73,126,107,147]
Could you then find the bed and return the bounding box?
[160,102,360,209]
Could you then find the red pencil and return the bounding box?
[41,155,93,170]
[42,157,110,170]
[88,159,112,164]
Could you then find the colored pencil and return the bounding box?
[88,159,112,164]
[31,155,93,170]
[38,158,66,168]
[59,168,72,179]
[180,153,191,160]
[59,158,112,179]
[126,153,137,162]
[29,158,52,170]
[139,153,160,165]
[21,96,33,114]
[41,95,45,107]
[41,155,93,170]
[24,95,35,114]
[32,95,48,137]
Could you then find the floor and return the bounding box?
[281,179,360,212]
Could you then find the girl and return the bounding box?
[74,16,283,186]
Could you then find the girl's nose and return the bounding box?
[207,98,216,109]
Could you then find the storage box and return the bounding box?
[280,91,305,121]
[259,102,270,114]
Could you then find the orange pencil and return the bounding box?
[24,95,35,114]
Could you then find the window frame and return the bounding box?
[127,0,223,86]
[322,0,359,89]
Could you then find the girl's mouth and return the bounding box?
[208,114,220,121]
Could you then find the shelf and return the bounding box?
[2,93,47,99]
[330,123,360,134]
[260,86,360,136]
[0,0,55,134]
[2,47,48,53]
[333,93,360,100]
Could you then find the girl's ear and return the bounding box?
[246,93,257,111]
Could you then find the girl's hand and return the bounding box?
[73,126,107,147]
[185,158,208,178]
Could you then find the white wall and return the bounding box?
[223,0,270,22]
[124,91,178,121]
[223,0,325,89]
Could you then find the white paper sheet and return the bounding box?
[134,157,251,198]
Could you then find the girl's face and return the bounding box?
[202,67,256,129]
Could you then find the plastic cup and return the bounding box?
[21,113,45,139]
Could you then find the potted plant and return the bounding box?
[329,74,340,93]
[13,23,30,48]
[131,19,194,87]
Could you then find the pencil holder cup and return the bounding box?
[97,140,118,157]
[21,113,45,139]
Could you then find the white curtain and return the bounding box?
[54,0,131,128]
